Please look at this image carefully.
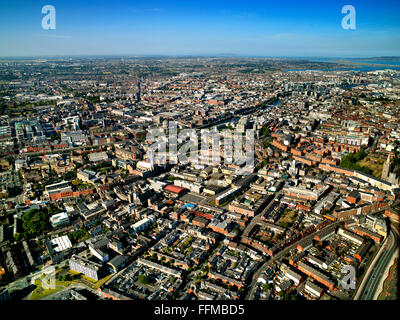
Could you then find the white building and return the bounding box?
[88,152,109,162]
[49,212,70,228]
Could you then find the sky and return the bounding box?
[0,0,400,58]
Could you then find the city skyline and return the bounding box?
[0,56,399,302]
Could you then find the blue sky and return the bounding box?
[0,0,400,57]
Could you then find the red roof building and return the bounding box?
[164,184,186,194]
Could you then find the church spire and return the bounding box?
[382,153,392,181]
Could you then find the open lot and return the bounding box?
[180,192,206,204]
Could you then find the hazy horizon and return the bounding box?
[1,54,400,61]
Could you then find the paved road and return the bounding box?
[359,229,398,300]
[38,283,97,300]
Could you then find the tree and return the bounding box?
[291,293,299,300]
[21,208,51,239]
[262,127,270,138]
[138,274,152,285]
[195,274,203,281]
[69,229,90,244]
[13,233,23,242]
[280,222,290,229]
[59,273,72,282]
[339,149,373,175]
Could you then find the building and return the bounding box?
[385,206,400,223]
[174,179,203,193]
[50,235,72,253]
[215,187,240,206]
[354,242,371,262]
[337,228,364,246]
[381,154,392,181]
[107,255,129,273]
[285,185,329,201]
[69,253,105,281]
[0,225,4,243]
[297,261,335,291]
[44,236,72,264]
[137,258,182,278]
[297,238,313,252]
[49,212,70,229]
[97,287,132,300]
[130,215,155,234]
[308,256,328,270]
[88,238,110,263]
[164,184,187,195]
[77,169,100,185]
[0,288,11,301]
[304,280,324,298]
[314,225,336,243]
[208,270,244,289]
[229,194,272,217]
[45,181,71,195]
[352,226,384,244]
[45,180,94,201]
[285,269,303,286]
[88,151,109,162]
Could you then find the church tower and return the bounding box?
[381,153,392,181]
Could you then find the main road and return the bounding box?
[358,229,398,300]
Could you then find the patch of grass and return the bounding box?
[93,274,113,289]
[81,275,97,283]
[357,157,384,178]
[339,149,374,175]
[278,209,297,227]
[69,228,90,244]
[30,279,61,300]
[77,273,113,289]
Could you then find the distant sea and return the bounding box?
[309,58,400,72]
